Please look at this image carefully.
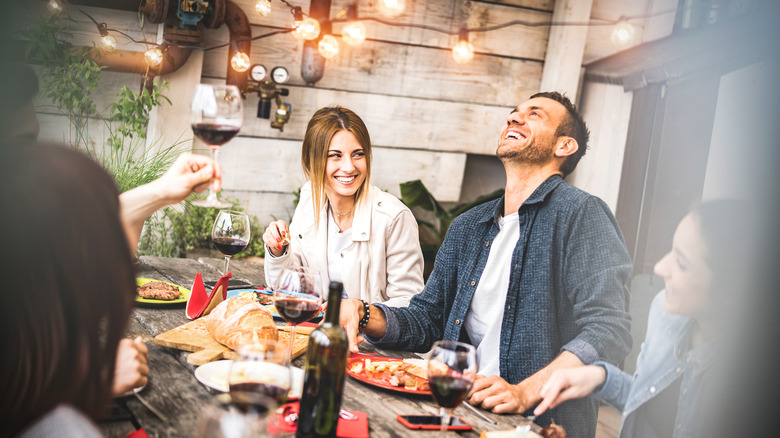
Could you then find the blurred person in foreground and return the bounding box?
[0,62,222,397]
[339,92,632,437]
[535,200,756,438]
[263,106,424,307]
[0,144,139,437]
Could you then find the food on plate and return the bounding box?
[206,297,278,349]
[349,358,430,391]
[255,292,274,305]
[137,281,181,300]
[540,419,567,438]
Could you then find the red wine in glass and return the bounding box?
[212,237,249,256]
[192,123,240,146]
[274,297,321,324]
[230,382,288,406]
[429,375,473,408]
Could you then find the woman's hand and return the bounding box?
[112,337,149,397]
[533,365,606,416]
[263,220,289,257]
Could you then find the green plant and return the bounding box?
[400,179,504,278]
[107,82,171,150]
[22,15,104,147]
[138,195,266,259]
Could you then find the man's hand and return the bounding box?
[468,375,529,414]
[533,365,606,416]
[111,337,150,397]
[340,298,365,353]
[154,153,222,204]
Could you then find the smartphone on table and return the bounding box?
[396,415,473,431]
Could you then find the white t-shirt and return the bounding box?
[464,212,519,376]
[327,209,352,298]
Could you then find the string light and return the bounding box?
[144,47,163,67]
[47,0,64,14]
[231,51,251,72]
[611,18,636,46]
[293,16,321,41]
[318,34,340,59]
[377,0,405,18]
[342,21,366,45]
[255,0,272,17]
[99,34,117,51]
[452,28,474,64]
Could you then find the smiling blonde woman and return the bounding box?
[263,106,424,307]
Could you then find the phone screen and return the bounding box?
[399,415,469,427]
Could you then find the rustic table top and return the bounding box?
[99,256,531,437]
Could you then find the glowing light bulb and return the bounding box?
[231,51,251,72]
[318,35,340,59]
[452,39,474,64]
[145,47,163,67]
[611,20,636,46]
[255,0,271,17]
[293,17,321,41]
[47,0,64,14]
[342,21,367,46]
[99,34,117,52]
[378,0,405,18]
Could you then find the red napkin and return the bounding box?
[270,402,368,438]
[123,428,149,438]
[185,272,232,319]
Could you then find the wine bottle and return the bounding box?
[296,281,349,438]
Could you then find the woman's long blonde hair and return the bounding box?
[301,106,372,227]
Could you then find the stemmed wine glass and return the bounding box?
[272,266,323,361]
[212,210,250,275]
[191,83,242,208]
[229,340,292,407]
[194,392,277,438]
[427,341,478,435]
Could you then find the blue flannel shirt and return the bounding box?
[369,175,632,438]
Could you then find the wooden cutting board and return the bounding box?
[154,318,310,365]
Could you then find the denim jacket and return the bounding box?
[594,292,717,438]
[370,175,633,438]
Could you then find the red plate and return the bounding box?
[346,355,431,395]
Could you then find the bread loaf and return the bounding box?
[206,297,278,350]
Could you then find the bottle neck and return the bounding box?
[326,282,343,324]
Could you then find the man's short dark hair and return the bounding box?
[0,63,39,114]
[530,91,590,177]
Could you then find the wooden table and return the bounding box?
[100,256,532,437]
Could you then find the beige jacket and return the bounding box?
[264,182,424,307]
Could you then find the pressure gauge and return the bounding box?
[271,66,290,84]
[249,64,267,82]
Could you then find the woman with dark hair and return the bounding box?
[534,200,755,438]
[263,106,424,307]
[0,144,137,437]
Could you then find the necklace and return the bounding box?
[335,209,353,218]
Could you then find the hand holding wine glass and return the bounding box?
[273,267,323,361]
[191,84,242,208]
[212,210,250,275]
[428,341,478,435]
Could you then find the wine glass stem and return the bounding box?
[223,255,232,274]
[287,325,296,362]
[440,407,451,435]
[206,146,220,202]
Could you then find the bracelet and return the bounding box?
[358,300,370,329]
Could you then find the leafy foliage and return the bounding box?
[22,15,103,147]
[400,179,504,278]
[107,82,172,150]
[138,196,266,259]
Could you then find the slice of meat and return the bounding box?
[137,281,181,300]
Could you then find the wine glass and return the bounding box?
[212,210,250,274]
[191,83,243,208]
[427,341,478,435]
[229,340,292,407]
[273,266,323,361]
[194,392,278,438]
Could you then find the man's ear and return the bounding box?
[554,137,578,158]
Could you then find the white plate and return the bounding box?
[195,360,304,398]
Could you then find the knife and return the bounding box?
[133,390,169,422]
[461,402,497,424]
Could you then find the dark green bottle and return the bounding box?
[296,281,349,438]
